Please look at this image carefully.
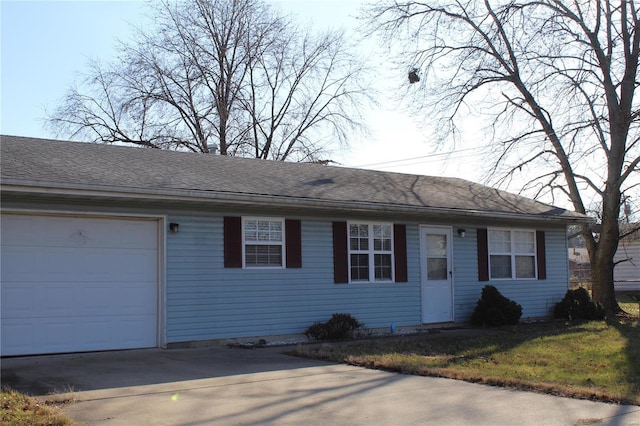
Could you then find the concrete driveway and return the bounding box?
[2,345,638,426]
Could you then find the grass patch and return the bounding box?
[620,302,639,317]
[293,320,640,405]
[1,387,76,426]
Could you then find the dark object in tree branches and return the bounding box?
[408,68,420,83]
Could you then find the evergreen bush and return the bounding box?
[470,285,523,326]
[305,313,363,340]
[553,288,605,320]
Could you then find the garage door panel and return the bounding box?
[116,284,158,313]
[1,284,35,316]
[2,315,158,355]
[2,281,158,319]
[2,247,158,283]
[87,250,158,281]
[117,221,160,248]
[2,216,158,248]
[42,285,77,316]
[1,214,159,356]
[1,216,48,245]
[116,315,158,345]
[44,321,77,349]
[1,320,34,354]
[75,286,117,316]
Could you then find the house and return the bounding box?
[568,247,591,285]
[0,135,588,356]
[614,224,640,293]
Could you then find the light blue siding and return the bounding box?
[165,216,421,343]
[165,215,569,344]
[2,197,571,346]
[451,226,569,321]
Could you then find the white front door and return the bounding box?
[419,226,453,323]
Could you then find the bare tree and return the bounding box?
[244,28,369,161]
[48,0,370,161]
[368,0,640,316]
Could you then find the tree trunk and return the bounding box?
[590,191,622,318]
[591,252,618,318]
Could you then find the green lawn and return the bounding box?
[293,319,640,405]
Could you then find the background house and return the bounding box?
[568,233,591,286]
[568,223,640,293]
[1,135,588,356]
[614,224,640,293]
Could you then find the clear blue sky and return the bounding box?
[0,0,482,181]
[2,1,146,137]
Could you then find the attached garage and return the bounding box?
[1,214,160,356]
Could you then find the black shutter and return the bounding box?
[393,224,408,282]
[477,228,489,281]
[285,219,302,268]
[332,221,349,283]
[224,216,242,268]
[536,230,547,280]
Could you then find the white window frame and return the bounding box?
[488,228,537,280]
[242,217,286,269]
[347,222,394,283]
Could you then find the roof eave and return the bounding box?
[0,180,591,224]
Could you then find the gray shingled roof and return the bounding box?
[1,135,587,222]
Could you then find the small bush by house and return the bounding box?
[470,285,522,327]
[553,288,605,320]
[305,313,363,340]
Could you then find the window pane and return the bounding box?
[257,220,269,241]
[427,258,448,280]
[249,220,282,242]
[373,225,392,252]
[350,254,369,281]
[374,237,391,251]
[245,245,282,266]
[374,254,392,280]
[489,230,511,252]
[350,237,368,250]
[350,224,369,250]
[350,224,368,238]
[513,231,534,253]
[490,255,512,278]
[244,220,257,241]
[426,234,447,256]
[515,255,535,278]
[373,225,391,239]
[270,221,282,241]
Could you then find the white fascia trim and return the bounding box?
[1,181,591,224]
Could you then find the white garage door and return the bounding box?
[1,214,159,356]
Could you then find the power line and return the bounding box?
[351,147,480,168]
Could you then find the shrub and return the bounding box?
[305,313,363,340]
[470,285,522,327]
[553,288,605,320]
